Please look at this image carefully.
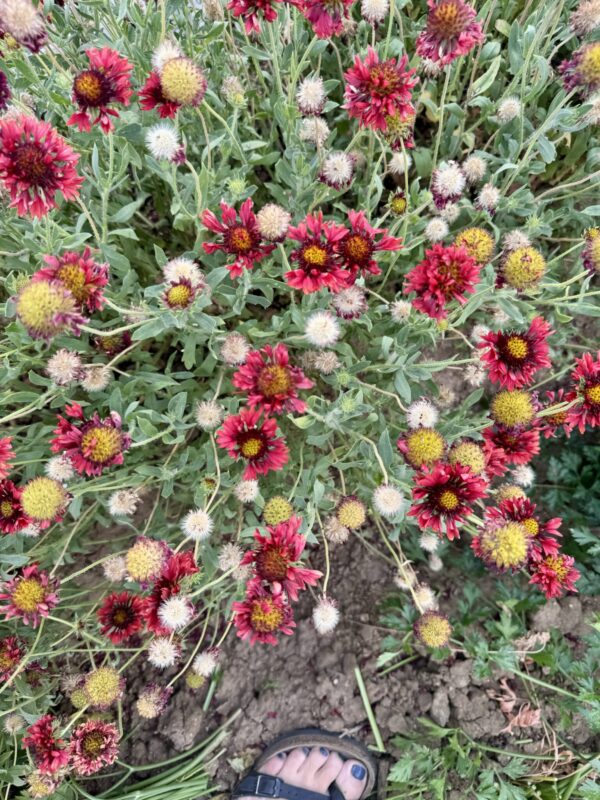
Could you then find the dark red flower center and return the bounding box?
[237,429,267,460]
[12,143,49,187]
[342,234,372,266]
[256,545,290,582]
[429,0,468,38]
[110,604,133,628]
[249,597,284,633]
[226,225,255,254]
[73,69,112,108]
[367,63,404,97]
[585,381,600,407]
[257,365,292,397]
[82,731,106,758]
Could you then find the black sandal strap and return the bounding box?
[232,770,334,800]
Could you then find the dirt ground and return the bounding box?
[119,533,599,797]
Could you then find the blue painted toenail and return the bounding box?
[351,765,366,781]
[277,752,286,758]
[302,747,310,755]
[319,747,329,756]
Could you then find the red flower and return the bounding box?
[0,480,30,534]
[228,0,282,33]
[484,497,562,559]
[0,114,83,218]
[143,550,199,635]
[216,408,289,480]
[22,715,70,775]
[0,436,14,480]
[483,424,540,465]
[338,210,402,280]
[404,243,481,320]
[0,636,24,680]
[538,389,568,439]
[285,211,351,294]
[294,0,354,37]
[201,198,275,278]
[98,591,144,643]
[529,553,580,599]
[51,402,131,477]
[408,461,488,540]
[241,516,322,600]
[559,42,600,98]
[416,0,484,66]
[478,317,552,390]
[344,47,418,132]
[70,720,119,776]
[67,47,133,133]
[0,563,59,627]
[565,350,600,435]
[233,580,295,645]
[138,71,181,118]
[232,343,314,415]
[33,248,109,312]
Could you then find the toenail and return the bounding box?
[351,764,366,781]
[277,752,286,758]
[319,747,329,756]
[302,747,310,755]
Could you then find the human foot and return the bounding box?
[236,745,368,800]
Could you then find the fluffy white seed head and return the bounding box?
[462,155,487,184]
[321,151,354,188]
[218,542,245,573]
[0,0,45,41]
[152,40,183,74]
[3,713,25,734]
[109,489,140,518]
[414,583,438,611]
[511,465,535,487]
[163,257,204,287]
[181,508,213,541]
[220,332,250,365]
[390,299,412,321]
[372,484,404,518]
[502,230,531,252]
[421,58,442,78]
[312,597,340,634]
[195,400,224,431]
[296,75,326,115]
[471,323,491,343]
[234,479,259,503]
[388,151,412,176]
[46,349,82,386]
[147,638,180,669]
[331,285,366,318]
[45,455,75,483]
[20,523,41,537]
[324,516,350,544]
[158,596,193,631]
[570,0,600,34]
[192,650,219,677]
[394,569,416,590]
[406,399,439,429]
[465,364,486,387]
[256,204,291,241]
[433,161,466,199]
[429,553,443,572]
[497,96,522,123]
[146,124,181,161]
[299,117,330,147]
[361,0,389,24]
[305,310,340,348]
[477,182,500,212]
[80,364,112,392]
[419,533,439,553]
[492,306,511,326]
[103,555,128,583]
[425,217,449,242]
[439,203,460,223]
[313,350,341,375]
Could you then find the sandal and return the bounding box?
[231,727,378,800]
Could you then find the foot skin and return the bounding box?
[237,746,367,800]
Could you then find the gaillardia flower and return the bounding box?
[485,496,562,559]
[529,553,580,599]
[336,495,367,529]
[483,424,540,465]
[490,389,535,427]
[478,317,552,389]
[126,537,169,583]
[500,246,546,290]
[20,477,68,529]
[22,715,70,776]
[408,461,488,540]
[139,71,181,118]
[201,198,275,278]
[241,516,321,600]
[0,115,83,218]
[83,666,124,709]
[34,249,109,312]
[416,0,484,66]
[51,403,132,477]
[228,0,282,33]
[142,550,199,634]
[0,437,15,480]
[159,57,207,106]
[97,591,144,643]
[233,580,295,645]
[398,427,446,469]
[404,243,481,320]
[68,48,133,133]
[70,720,120,776]
[232,343,314,415]
[472,521,530,571]
[559,41,600,97]
[565,350,600,434]
[344,47,418,132]
[263,495,294,525]
[0,480,30,534]
[414,611,452,648]
[295,0,354,38]
[0,636,24,680]
[163,278,196,309]
[216,408,289,479]
[0,563,59,627]
[453,228,495,265]
[16,278,86,340]
[338,210,402,279]
[286,211,351,293]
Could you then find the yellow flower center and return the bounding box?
[504,335,529,361]
[491,390,534,427]
[21,477,66,522]
[186,672,205,689]
[449,442,486,474]
[57,263,88,302]
[496,484,526,501]
[126,540,164,582]
[73,69,105,105]
[405,428,445,468]
[521,517,539,537]
[84,667,121,707]
[16,281,73,337]
[0,500,14,518]
[229,226,253,253]
[0,649,17,671]
[257,365,292,397]
[250,598,284,633]
[256,546,289,582]
[82,731,106,757]
[390,195,407,214]
[166,283,193,308]
[303,244,328,267]
[543,555,568,580]
[430,0,465,37]
[481,522,529,569]
[80,426,122,464]
[263,496,293,525]
[160,58,204,105]
[503,247,546,290]
[343,234,370,263]
[336,498,366,529]
[580,43,600,83]
[240,436,264,458]
[454,228,495,265]
[12,578,45,613]
[585,383,600,406]
[438,489,459,511]
[416,613,452,648]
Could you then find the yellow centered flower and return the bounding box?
[160,57,205,105]
[166,283,193,308]
[415,612,452,648]
[84,666,122,708]
[12,578,45,613]
[480,522,529,570]
[303,245,328,267]
[27,773,56,798]
[521,517,539,537]
[431,0,464,36]
[404,428,445,468]
[21,477,67,522]
[229,227,252,252]
[126,539,165,582]
[543,555,568,580]
[453,228,495,265]
[240,437,263,458]
[256,547,289,581]
[185,672,205,689]
[16,280,76,338]
[496,484,526,501]
[505,335,528,360]
[390,194,407,214]
[449,442,486,475]
[336,497,366,530]
[585,383,600,405]
[57,263,88,302]
[491,390,534,427]
[503,246,546,290]
[250,598,284,632]
[81,426,122,463]
[263,496,293,526]
[438,489,459,511]
[580,42,600,83]
[257,365,292,397]
[74,71,104,104]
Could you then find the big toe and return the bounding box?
[334,759,368,800]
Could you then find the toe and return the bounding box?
[313,751,345,791]
[334,759,368,800]
[257,752,286,777]
[296,746,332,782]
[277,747,309,779]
